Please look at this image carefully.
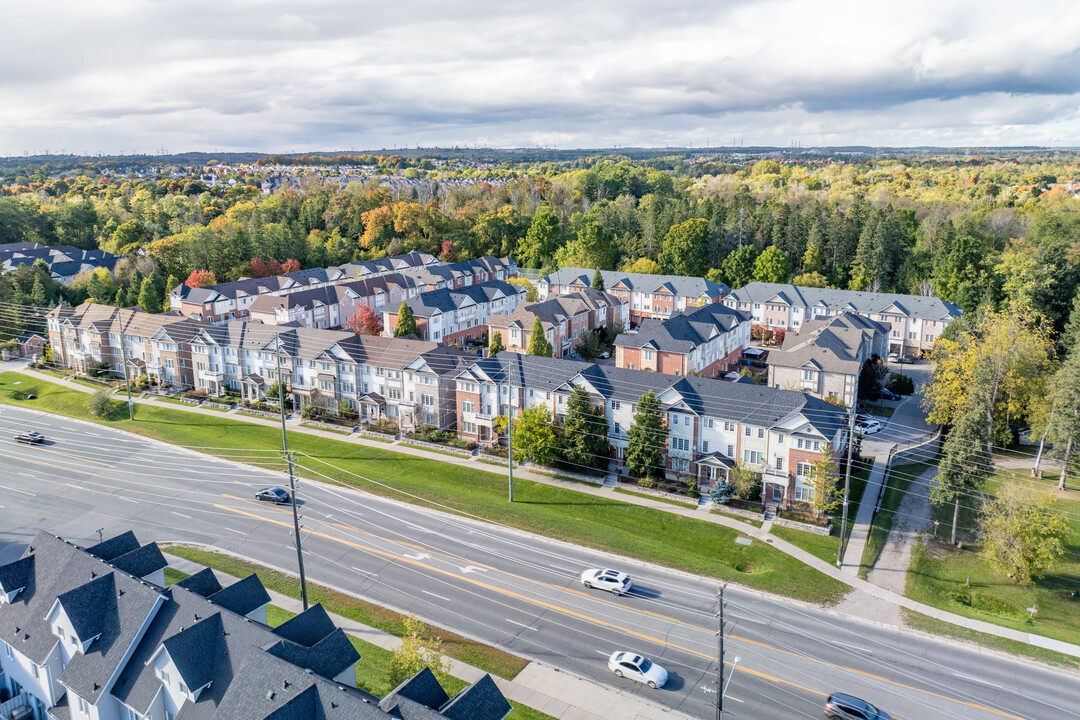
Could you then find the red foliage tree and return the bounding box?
[439,239,456,261]
[185,269,217,288]
[248,258,272,278]
[346,304,383,336]
[771,327,786,346]
[281,258,301,273]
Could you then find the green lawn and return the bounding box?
[0,371,849,604]
[907,466,1080,648]
[398,441,470,457]
[859,462,933,579]
[767,461,871,562]
[164,545,528,680]
[770,526,838,564]
[710,509,764,528]
[863,404,895,418]
[613,487,699,509]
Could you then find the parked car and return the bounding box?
[878,388,901,401]
[887,352,900,363]
[255,487,291,504]
[608,651,668,689]
[14,431,44,444]
[825,692,892,719]
[581,568,633,595]
[855,419,882,436]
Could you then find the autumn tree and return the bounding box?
[810,444,840,516]
[1045,343,1080,490]
[979,483,1069,584]
[346,304,383,336]
[388,615,452,688]
[185,269,217,288]
[393,300,418,338]
[622,257,661,275]
[508,277,539,302]
[625,391,667,481]
[527,316,553,357]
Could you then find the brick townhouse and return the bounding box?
[724,282,962,357]
[614,302,750,377]
[454,353,847,507]
[486,288,627,358]
[382,280,526,345]
[0,530,510,720]
[538,267,729,325]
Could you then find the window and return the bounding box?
[31,663,39,679]
[703,418,713,429]
[3,641,11,658]
[777,433,784,444]
[670,437,690,452]
[672,458,690,472]
[683,416,690,426]
[744,426,751,437]
[77,697,90,714]
[796,461,813,478]
[319,380,333,391]
[757,428,764,439]
[743,450,761,464]
[387,389,401,400]
[724,421,735,432]
[462,401,475,414]
[727,444,734,457]
[159,668,170,684]
[611,400,621,411]
[797,438,804,449]
[775,457,783,470]
[464,422,477,433]
[813,440,821,451]
[702,440,709,453]
[801,369,816,380]
[614,421,621,434]
[421,394,434,407]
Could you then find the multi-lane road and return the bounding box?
[0,403,1077,720]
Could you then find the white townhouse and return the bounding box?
[382,280,526,345]
[724,282,961,357]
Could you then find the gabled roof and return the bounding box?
[0,555,33,597]
[110,543,168,581]
[160,612,223,691]
[614,303,748,353]
[541,267,729,298]
[84,530,141,561]
[55,572,115,642]
[265,628,360,681]
[207,573,271,616]
[271,603,337,647]
[174,567,223,597]
[729,282,962,321]
[380,667,449,713]
[441,674,511,720]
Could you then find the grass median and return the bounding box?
[0,371,849,604]
[162,558,554,719]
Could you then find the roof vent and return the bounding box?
[304,669,313,674]
[90,572,97,579]
[282,680,290,690]
[93,683,100,691]
[266,691,275,701]
[118,589,124,597]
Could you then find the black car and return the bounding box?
[14,431,45,445]
[825,692,892,720]
[255,487,291,504]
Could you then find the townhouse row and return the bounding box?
[455,353,848,508]
[486,288,628,358]
[538,267,730,325]
[168,252,516,326]
[724,282,961,357]
[0,530,510,720]
[613,302,750,377]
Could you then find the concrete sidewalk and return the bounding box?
[15,364,1080,661]
[165,554,691,720]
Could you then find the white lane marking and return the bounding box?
[351,567,378,576]
[727,696,745,703]
[171,511,192,519]
[421,590,450,602]
[0,504,5,508]
[405,552,431,561]
[953,672,1005,689]
[86,433,101,437]
[460,565,488,574]
[225,527,247,535]
[829,641,873,655]
[65,483,85,490]
[17,472,32,478]
[730,615,766,625]
[0,485,36,496]
[505,619,539,631]
[113,496,137,503]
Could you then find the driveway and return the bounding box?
[880,361,935,445]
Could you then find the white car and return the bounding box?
[855,419,882,436]
[608,651,668,689]
[580,568,632,595]
[887,352,900,363]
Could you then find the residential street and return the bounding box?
[1,404,1078,720]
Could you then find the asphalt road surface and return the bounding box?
[0,403,1077,720]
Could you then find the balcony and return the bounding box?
[763,466,788,480]
[197,368,224,382]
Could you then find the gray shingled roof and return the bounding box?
[56,572,116,642]
[542,266,729,298]
[729,282,962,321]
[400,280,522,318]
[84,530,141,561]
[0,555,33,596]
[768,313,887,374]
[207,573,271,616]
[271,603,337,647]
[380,667,449,713]
[441,674,511,720]
[265,628,360,681]
[174,567,223,597]
[614,303,748,352]
[109,543,168,581]
[162,613,224,691]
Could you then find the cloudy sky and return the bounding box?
[4,0,1080,154]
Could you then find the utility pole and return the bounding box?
[837,407,857,567]
[276,332,309,609]
[716,585,725,720]
[506,379,514,502]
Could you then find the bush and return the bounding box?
[89,388,112,417]
[684,476,700,499]
[300,404,320,420]
[888,373,915,395]
[367,419,400,435]
[709,480,734,504]
[637,477,657,489]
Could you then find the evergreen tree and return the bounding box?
[126,268,144,308]
[393,300,418,338]
[559,386,610,471]
[625,391,668,480]
[592,269,605,291]
[527,316,553,357]
[489,330,505,356]
[1046,343,1080,490]
[138,275,163,314]
[719,244,758,288]
[112,287,125,308]
[932,394,993,545]
[1061,286,1080,352]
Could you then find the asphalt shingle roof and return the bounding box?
[206,573,271,616]
[542,267,729,298]
[614,303,748,352]
[174,567,223,597]
[109,543,169,581]
[729,282,962,321]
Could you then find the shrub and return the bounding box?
[684,476,700,499]
[89,388,112,417]
[637,477,657,489]
[368,419,400,435]
[300,404,319,420]
[709,480,734,504]
[888,373,915,395]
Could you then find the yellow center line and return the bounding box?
[0,449,99,475]
[214,502,1023,719]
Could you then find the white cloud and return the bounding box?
[2,0,1080,154]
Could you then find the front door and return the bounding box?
[772,484,783,502]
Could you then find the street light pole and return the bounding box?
[837,407,857,567]
[716,584,725,720]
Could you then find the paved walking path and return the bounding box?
[14,364,1080,661]
[165,554,689,720]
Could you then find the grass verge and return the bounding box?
[0,371,850,605]
[770,526,837,564]
[301,422,353,435]
[710,509,764,528]
[163,545,528,680]
[902,609,1080,670]
[858,461,932,579]
[398,441,470,458]
[613,487,698,509]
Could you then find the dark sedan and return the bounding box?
[255,487,291,504]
